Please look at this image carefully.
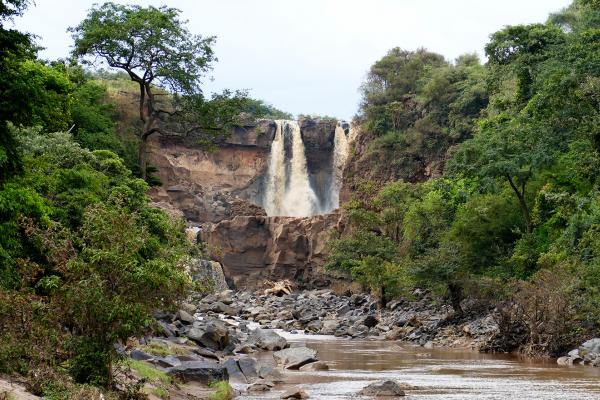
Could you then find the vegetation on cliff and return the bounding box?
[329,0,600,356]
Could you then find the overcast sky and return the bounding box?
[14,0,572,120]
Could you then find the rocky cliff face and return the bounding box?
[147,118,339,223]
[199,213,345,289]
[147,118,343,287]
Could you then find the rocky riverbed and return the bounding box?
[119,288,511,398]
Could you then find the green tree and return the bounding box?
[70,2,244,178]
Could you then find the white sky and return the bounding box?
[14,0,572,120]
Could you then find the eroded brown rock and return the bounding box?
[200,213,344,288]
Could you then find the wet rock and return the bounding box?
[273,347,318,369]
[248,328,288,351]
[306,320,323,332]
[280,387,309,399]
[320,320,338,335]
[360,380,406,397]
[247,380,274,392]
[385,327,404,341]
[234,343,256,354]
[259,365,284,382]
[167,361,228,384]
[299,361,329,371]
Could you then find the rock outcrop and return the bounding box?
[199,213,345,288]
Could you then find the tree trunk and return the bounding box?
[506,175,533,233]
[448,282,463,318]
[380,285,387,309]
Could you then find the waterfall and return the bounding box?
[263,121,286,216]
[330,123,349,210]
[263,120,319,217]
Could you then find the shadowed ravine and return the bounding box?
[237,332,600,399]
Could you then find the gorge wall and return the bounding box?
[147,118,350,288]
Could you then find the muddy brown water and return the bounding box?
[235,332,600,399]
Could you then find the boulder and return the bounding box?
[273,347,318,370]
[167,361,228,384]
[299,361,329,371]
[238,356,260,382]
[210,301,236,315]
[580,338,600,355]
[320,320,338,335]
[130,349,153,361]
[223,358,247,383]
[259,365,284,382]
[247,380,274,392]
[359,315,379,328]
[360,380,406,397]
[187,321,229,350]
[280,387,309,399]
[176,309,195,325]
[248,328,288,351]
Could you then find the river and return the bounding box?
[236,331,600,399]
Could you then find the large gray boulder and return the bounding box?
[248,328,288,351]
[187,321,230,350]
[167,361,228,384]
[360,380,405,397]
[238,356,260,382]
[273,347,318,369]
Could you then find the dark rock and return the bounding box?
[187,320,229,351]
[273,347,318,370]
[167,361,228,384]
[130,349,153,361]
[192,347,220,361]
[359,315,379,328]
[223,358,247,383]
[360,380,406,397]
[238,356,260,382]
[153,355,182,368]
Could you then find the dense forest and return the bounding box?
[2,0,600,398]
[328,0,600,357]
[0,1,287,398]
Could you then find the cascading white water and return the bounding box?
[263,122,286,216]
[329,123,349,210]
[263,120,319,217]
[283,121,320,216]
